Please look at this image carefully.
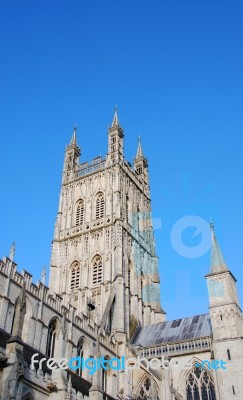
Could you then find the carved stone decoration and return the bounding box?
[47,382,57,392]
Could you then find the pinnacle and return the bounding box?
[136,136,144,158]
[70,125,77,145]
[111,107,120,127]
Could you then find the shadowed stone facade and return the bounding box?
[0,111,242,399]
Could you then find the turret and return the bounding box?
[133,137,149,192]
[62,126,81,183]
[107,108,124,162]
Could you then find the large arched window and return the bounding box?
[70,261,80,290]
[95,192,104,219]
[186,365,216,400]
[46,319,58,358]
[92,255,103,285]
[76,199,84,226]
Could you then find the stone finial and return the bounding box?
[210,219,214,231]
[70,125,77,145]
[9,242,15,261]
[135,136,144,158]
[41,265,46,284]
[111,106,120,127]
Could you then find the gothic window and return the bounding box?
[76,199,84,226]
[186,365,216,400]
[102,356,109,392]
[138,378,151,399]
[46,319,58,358]
[92,255,103,285]
[70,261,80,290]
[76,337,84,377]
[95,192,104,219]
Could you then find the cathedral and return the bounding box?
[0,110,243,400]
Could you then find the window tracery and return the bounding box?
[186,365,216,400]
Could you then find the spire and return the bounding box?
[111,106,120,127]
[70,125,77,145]
[210,222,228,274]
[136,136,144,158]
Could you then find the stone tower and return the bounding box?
[49,111,165,340]
[206,223,243,399]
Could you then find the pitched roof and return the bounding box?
[131,313,212,347]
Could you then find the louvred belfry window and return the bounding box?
[95,193,104,219]
[92,256,102,285]
[70,261,80,290]
[76,199,84,226]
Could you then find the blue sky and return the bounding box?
[0,0,242,320]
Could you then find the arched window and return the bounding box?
[70,261,80,290]
[102,356,109,393]
[92,255,103,285]
[46,319,58,358]
[95,192,104,219]
[76,199,84,226]
[137,376,159,400]
[76,337,84,377]
[138,378,151,399]
[186,365,216,400]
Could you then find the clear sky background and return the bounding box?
[0,0,242,320]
